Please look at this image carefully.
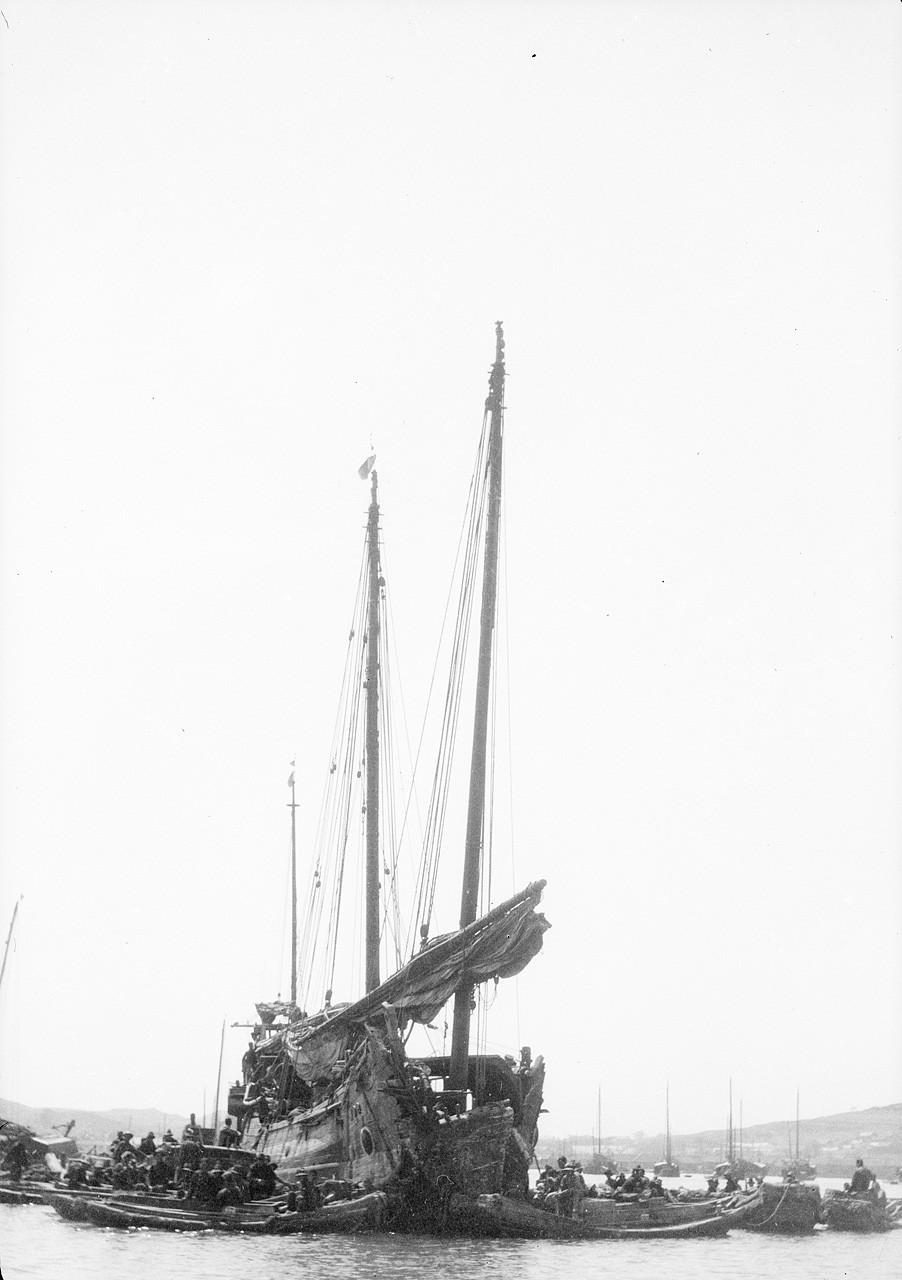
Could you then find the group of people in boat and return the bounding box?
[532,1157,673,1216]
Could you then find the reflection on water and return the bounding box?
[1,1200,900,1280]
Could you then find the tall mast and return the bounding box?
[364,470,381,993]
[288,766,298,1004]
[449,322,506,1095]
[728,1078,734,1162]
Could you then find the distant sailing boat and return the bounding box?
[653,1084,680,1177]
[228,326,549,1228]
[781,1090,817,1180]
[716,1080,766,1180]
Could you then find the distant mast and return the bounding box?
[0,897,22,993]
[364,470,381,993]
[665,1083,672,1166]
[796,1087,800,1160]
[449,323,506,1095]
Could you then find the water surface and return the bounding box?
[2,1198,901,1280]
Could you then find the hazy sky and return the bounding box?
[1,1,900,1143]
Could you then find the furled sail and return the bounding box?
[264,881,549,1085]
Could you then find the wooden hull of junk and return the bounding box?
[234,882,549,1227]
[467,1189,762,1239]
[737,1180,822,1232]
[72,1191,389,1233]
[823,1190,901,1232]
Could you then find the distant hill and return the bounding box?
[538,1102,902,1177]
[0,1098,189,1151]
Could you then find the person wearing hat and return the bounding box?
[138,1131,156,1157]
[849,1158,874,1195]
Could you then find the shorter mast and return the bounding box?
[665,1083,672,1165]
[364,470,381,993]
[212,1019,225,1139]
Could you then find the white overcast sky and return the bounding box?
[1,0,900,1142]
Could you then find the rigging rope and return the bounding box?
[406,407,493,956]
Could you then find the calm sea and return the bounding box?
[2,1182,900,1280]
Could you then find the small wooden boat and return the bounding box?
[739,1179,822,1232]
[77,1189,390,1233]
[84,1199,219,1231]
[0,1179,58,1206]
[262,1191,390,1233]
[823,1190,900,1233]
[470,1189,761,1239]
[42,1189,113,1221]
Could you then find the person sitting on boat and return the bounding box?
[648,1176,667,1198]
[569,1163,588,1217]
[111,1158,134,1191]
[217,1166,245,1208]
[138,1131,156,1157]
[1,1138,27,1183]
[181,1113,203,1143]
[297,1171,322,1212]
[620,1165,648,1196]
[149,1151,169,1189]
[110,1130,134,1161]
[217,1118,239,1148]
[706,1174,720,1195]
[849,1158,874,1196]
[65,1159,88,1189]
[247,1154,274,1200]
[207,1162,225,1202]
[532,1165,555,1204]
[162,1128,178,1146]
[189,1159,214,1207]
[723,1172,740,1193]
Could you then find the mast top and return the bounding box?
[487,321,505,407]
